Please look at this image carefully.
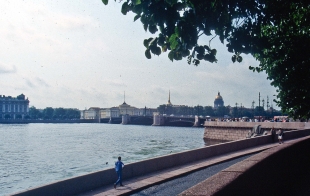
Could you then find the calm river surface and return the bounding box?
[0,123,207,195]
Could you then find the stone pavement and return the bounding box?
[79,142,279,196]
[179,136,310,196]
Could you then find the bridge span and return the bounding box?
[99,114,206,127]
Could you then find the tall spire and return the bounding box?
[167,90,172,105]
[169,90,170,102]
[123,91,126,104]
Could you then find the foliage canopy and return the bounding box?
[103,0,310,119]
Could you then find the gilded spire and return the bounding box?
[167,90,172,105]
[123,91,126,104]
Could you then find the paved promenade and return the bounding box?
[180,136,310,196]
[79,142,279,196]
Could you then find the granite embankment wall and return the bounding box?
[12,129,310,196]
[204,121,310,141]
[180,133,310,196]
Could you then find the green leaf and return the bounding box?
[162,45,168,52]
[174,52,182,60]
[237,56,243,63]
[150,45,157,54]
[121,2,129,15]
[155,47,161,55]
[175,27,181,37]
[143,39,150,48]
[102,0,108,5]
[143,23,148,31]
[204,45,210,51]
[134,14,141,22]
[211,49,217,56]
[140,14,146,24]
[133,0,141,5]
[145,49,151,59]
[149,25,158,34]
[169,34,179,50]
[168,51,174,61]
[149,38,157,46]
[232,55,236,63]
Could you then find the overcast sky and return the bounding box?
[0,0,278,110]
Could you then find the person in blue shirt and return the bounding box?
[114,156,124,188]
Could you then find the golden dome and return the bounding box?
[215,92,223,100]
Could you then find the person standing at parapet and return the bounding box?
[277,128,284,144]
[114,156,125,189]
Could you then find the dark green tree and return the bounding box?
[232,107,238,118]
[215,106,229,117]
[255,106,266,118]
[43,107,54,119]
[54,108,66,119]
[102,0,310,119]
[193,105,203,116]
[204,106,215,117]
[66,108,80,119]
[29,106,41,119]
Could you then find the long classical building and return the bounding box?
[80,101,157,119]
[0,94,30,119]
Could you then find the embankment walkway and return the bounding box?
[79,142,277,196]
[180,136,310,196]
[12,129,310,196]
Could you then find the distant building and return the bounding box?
[214,92,224,108]
[81,94,157,119]
[80,107,100,119]
[100,107,120,118]
[99,101,157,119]
[0,94,30,119]
[119,101,137,115]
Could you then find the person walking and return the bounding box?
[277,128,284,144]
[114,156,124,189]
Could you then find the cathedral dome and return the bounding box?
[215,93,223,100]
[214,92,224,108]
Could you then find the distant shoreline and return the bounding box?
[0,119,97,124]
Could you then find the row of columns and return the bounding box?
[1,104,29,113]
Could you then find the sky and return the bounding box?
[0,0,279,110]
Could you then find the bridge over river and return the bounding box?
[99,114,206,127]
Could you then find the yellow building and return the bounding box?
[119,101,137,115]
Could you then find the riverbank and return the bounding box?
[11,128,310,196]
[0,119,97,124]
[180,135,310,196]
[0,124,205,196]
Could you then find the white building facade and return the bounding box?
[0,94,30,119]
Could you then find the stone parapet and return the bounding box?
[179,134,310,196]
[203,121,309,141]
[204,121,308,129]
[204,127,250,141]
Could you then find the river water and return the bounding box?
[0,123,209,195]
